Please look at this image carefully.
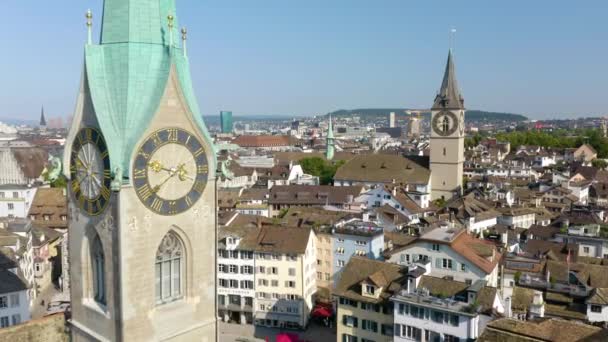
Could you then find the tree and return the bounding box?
[592,159,608,170]
[299,157,345,185]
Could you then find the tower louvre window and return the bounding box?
[91,234,106,305]
[155,231,184,305]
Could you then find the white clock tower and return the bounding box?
[430,50,465,201]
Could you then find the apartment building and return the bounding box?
[0,185,38,219]
[386,224,500,287]
[332,218,384,284]
[335,257,403,342]
[0,251,30,328]
[217,230,256,325]
[251,227,317,329]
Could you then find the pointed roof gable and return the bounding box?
[432,50,464,110]
[39,107,47,126]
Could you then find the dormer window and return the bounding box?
[365,285,376,295]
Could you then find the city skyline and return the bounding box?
[1,0,607,120]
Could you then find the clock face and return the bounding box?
[432,111,459,137]
[459,112,465,135]
[132,128,209,216]
[70,127,112,216]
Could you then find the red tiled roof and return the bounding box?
[233,135,293,147]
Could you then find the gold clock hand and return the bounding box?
[152,172,176,193]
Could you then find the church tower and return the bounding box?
[63,1,217,341]
[326,114,335,160]
[430,50,465,201]
[39,106,47,131]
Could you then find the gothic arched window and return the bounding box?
[441,116,450,133]
[91,235,106,305]
[155,231,184,304]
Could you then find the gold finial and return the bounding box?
[167,14,175,29]
[167,14,175,47]
[181,27,187,41]
[86,9,93,27]
[86,9,93,45]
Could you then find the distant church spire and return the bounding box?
[432,49,464,110]
[39,106,47,127]
[326,114,335,160]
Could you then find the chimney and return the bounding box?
[529,291,545,318]
[504,297,512,318]
[362,212,370,222]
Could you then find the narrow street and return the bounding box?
[30,284,63,319]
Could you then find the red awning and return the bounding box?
[276,333,300,342]
[311,306,332,318]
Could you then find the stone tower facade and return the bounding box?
[63,1,217,341]
[430,50,465,201]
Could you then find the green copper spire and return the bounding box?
[101,0,179,46]
[84,0,214,178]
[326,114,335,160]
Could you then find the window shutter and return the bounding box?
[342,315,347,325]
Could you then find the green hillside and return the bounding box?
[327,109,528,122]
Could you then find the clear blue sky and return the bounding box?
[0,0,606,120]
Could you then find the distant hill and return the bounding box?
[327,109,528,122]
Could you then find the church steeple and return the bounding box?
[432,49,464,110]
[100,0,179,46]
[39,106,47,128]
[81,0,213,176]
[326,114,335,160]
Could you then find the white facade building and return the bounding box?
[218,235,256,325]
[0,185,38,219]
[387,228,499,287]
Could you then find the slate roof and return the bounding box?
[334,154,430,184]
[432,49,464,110]
[481,318,608,342]
[418,275,468,298]
[527,225,560,240]
[523,240,577,262]
[269,185,363,205]
[232,135,294,148]
[546,260,608,288]
[28,188,67,230]
[586,287,608,305]
[11,147,48,179]
[443,192,500,222]
[335,257,406,304]
[0,269,28,294]
[241,226,312,255]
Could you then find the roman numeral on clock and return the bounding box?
[167,129,179,142]
[137,184,153,202]
[133,169,146,179]
[150,198,164,212]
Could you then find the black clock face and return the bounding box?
[70,127,112,216]
[132,128,209,216]
[432,111,459,136]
